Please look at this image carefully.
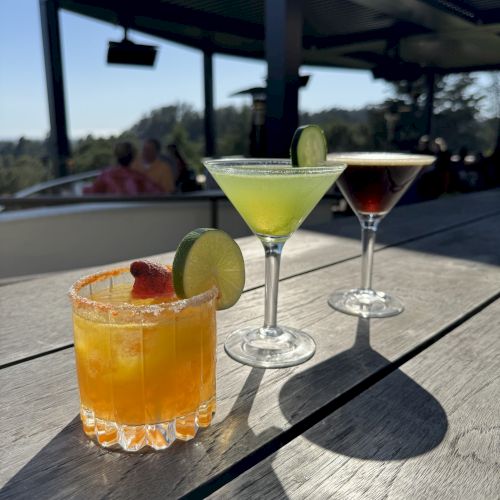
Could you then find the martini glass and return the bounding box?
[205,159,346,368]
[327,152,435,318]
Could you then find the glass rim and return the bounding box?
[68,266,218,315]
[204,157,346,175]
[327,152,435,166]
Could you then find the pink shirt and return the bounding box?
[84,166,163,195]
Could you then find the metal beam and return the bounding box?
[40,0,70,177]
[60,0,264,42]
[60,1,266,61]
[203,50,216,157]
[303,23,429,50]
[432,63,500,75]
[56,0,499,98]
[348,0,473,31]
[419,0,481,24]
[265,0,302,158]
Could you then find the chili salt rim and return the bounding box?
[68,266,218,315]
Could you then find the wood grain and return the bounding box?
[1,213,499,498]
[213,299,500,500]
[1,189,500,367]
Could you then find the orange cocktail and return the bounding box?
[69,267,217,452]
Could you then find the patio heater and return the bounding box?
[231,75,310,157]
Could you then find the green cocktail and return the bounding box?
[211,166,340,237]
[205,159,345,368]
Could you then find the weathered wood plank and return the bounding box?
[1,190,499,367]
[1,214,499,498]
[212,299,500,500]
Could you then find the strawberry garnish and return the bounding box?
[130,260,174,299]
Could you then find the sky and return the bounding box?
[0,0,494,140]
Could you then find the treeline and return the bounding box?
[1,105,379,194]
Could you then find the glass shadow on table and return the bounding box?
[0,367,285,499]
[279,318,448,461]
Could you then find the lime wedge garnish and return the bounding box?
[173,228,245,310]
[290,124,327,167]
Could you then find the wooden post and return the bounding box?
[40,0,70,177]
[265,0,302,157]
[203,50,216,157]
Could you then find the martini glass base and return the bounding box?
[224,326,316,369]
[328,288,404,318]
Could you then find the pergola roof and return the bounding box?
[41,0,500,176]
[60,0,500,74]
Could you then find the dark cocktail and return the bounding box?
[337,162,422,216]
[328,153,434,318]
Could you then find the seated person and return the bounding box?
[133,139,175,194]
[84,142,162,195]
[167,143,200,192]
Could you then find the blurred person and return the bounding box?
[473,152,488,190]
[167,144,200,192]
[415,137,453,200]
[449,145,469,192]
[485,138,500,187]
[456,146,479,192]
[134,138,175,194]
[416,135,433,155]
[84,142,163,195]
[433,137,447,154]
[433,137,452,195]
[458,146,469,164]
[414,137,438,201]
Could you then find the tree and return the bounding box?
[71,136,115,173]
[488,72,500,152]
[388,73,496,152]
[216,106,251,156]
[432,74,485,151]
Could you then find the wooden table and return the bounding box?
[1,190,499,499]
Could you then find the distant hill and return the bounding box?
[129,104,369,142]
[301,108,368,125]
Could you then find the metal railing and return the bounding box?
[12,170,101,198]
[0,190,227,227]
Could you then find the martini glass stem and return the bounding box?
[261,239,285,335]
[360,217,380,290]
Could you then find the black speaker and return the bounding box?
[107,37,157,67]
